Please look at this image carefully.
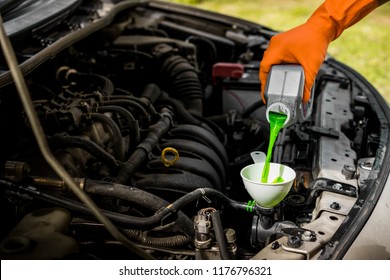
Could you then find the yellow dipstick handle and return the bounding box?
[161,147,179,167]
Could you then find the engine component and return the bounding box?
[194,208,236,260]
[0,208,78,259]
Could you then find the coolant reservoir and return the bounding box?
[264,65,314,127]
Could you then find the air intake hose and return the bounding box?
[159,53,203,116]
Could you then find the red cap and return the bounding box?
[212,63,244,84]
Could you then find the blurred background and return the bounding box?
[168,0,390,102]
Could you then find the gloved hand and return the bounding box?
[260,0,380,104]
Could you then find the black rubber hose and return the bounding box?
[90,113,125,161]
[140,83,162,105]
[124,229,191,247]
[160,55,203,116]
[210,211,230,260]
[166,188,249,213]
[97,105,140,152]
[185,36,217,66]
[157,91,203,126]
[0,179,172,230]
[84,179,194,236]
[1,179,255,233]
[115,108,173,184]
[49,134,118,169]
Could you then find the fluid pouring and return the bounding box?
[261,112,287,183]
[240,64,313,208]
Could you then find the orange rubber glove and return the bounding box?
[260,0,380,104]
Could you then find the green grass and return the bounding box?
[168,0,390,102]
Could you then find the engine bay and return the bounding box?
[0,0,385,260]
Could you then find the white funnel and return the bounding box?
[240,162,296,208]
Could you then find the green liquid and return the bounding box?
[261,112,287,183]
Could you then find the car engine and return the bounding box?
[0,0,386,260]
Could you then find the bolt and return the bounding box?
[332,183,343,190]
[363,160,373,168]
[344,165,354,171]
[301,230,315,241]
[287,235,302,248]
[317,181,326,187]
[303,230,311,238]
[271,241,280,250]
[342,164,356,180]
[330,202,341,210]
[224,228,236,244]
[359,159,374,171]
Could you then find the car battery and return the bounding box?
[212,62,264,120]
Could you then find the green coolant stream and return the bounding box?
[261,112,287,183]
